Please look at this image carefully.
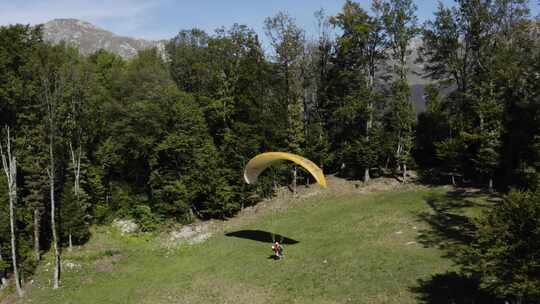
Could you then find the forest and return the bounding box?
[1,0,540,302]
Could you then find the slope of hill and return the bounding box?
[13,177,494,304]
[43,19,165,59]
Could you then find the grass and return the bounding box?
[18,184,494,304]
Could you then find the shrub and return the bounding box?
[461,190,540,303]
[129,205,162,232]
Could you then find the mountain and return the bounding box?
[375,37,432,113]
[407,37,432,113]
[43,19,165,59]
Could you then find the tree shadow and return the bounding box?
[412,190,501,303]
[416,191,484,258]
[225,230,299,244]
[411,272,502,304]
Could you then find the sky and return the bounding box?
[0,0,539,41]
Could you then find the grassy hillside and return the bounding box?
[17,180,494,304]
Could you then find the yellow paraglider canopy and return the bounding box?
[243,152,327,188]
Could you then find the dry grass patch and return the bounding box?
[94,254,126,273]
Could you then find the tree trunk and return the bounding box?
[292,166,297,197]
[48,121,60,289]
[1,127,23,297]
[402,163,407,183]
[451,174,456,186]
[187,208,194,222]
[45,78,61,289]
[69,142,81,254]
[49,151,60,289]
[488,178,493,192]
[365,73,373,184]
[9,192,23,296]
[0,249,6,289]
[364,168,370,183]
[396,136,403,176]
[396,141,402,160]
[33,209,40,261]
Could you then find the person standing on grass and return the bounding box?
[272,241,284,259]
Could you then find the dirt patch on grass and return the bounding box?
[0,296,16,304]
[94,254,126,273]
[0,293,16,304]
[161,224,214,249]
[80,276,95,285]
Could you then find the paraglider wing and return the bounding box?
[243,152,327,188]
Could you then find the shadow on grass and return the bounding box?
[267,255,284,260]
[225,230,299,244]
[411,272,502,304]
[413,190,501,303]
[416,190,486,258]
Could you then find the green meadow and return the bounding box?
[20,184,494,304]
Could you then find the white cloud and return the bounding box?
[0,0,166,38]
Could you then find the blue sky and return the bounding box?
[0,0,538,41]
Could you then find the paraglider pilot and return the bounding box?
[272,241,284,259]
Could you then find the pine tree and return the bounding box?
[17,90,48,263]
[302,9,333,172]
[415,84,449,174]
[38,43,68,289]
[0,24,45,291]
[326,1,381,179]
[382,0,418,182]
[461,189,540,303]
[265,12,307,194]
[166,29,212,95]
[59,180,89,250]
[22,162,46,261]
[363,0,388,182]
[468,81,503,190]
[65,54,90,251]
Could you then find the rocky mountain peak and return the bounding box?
[43,18,165,59]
